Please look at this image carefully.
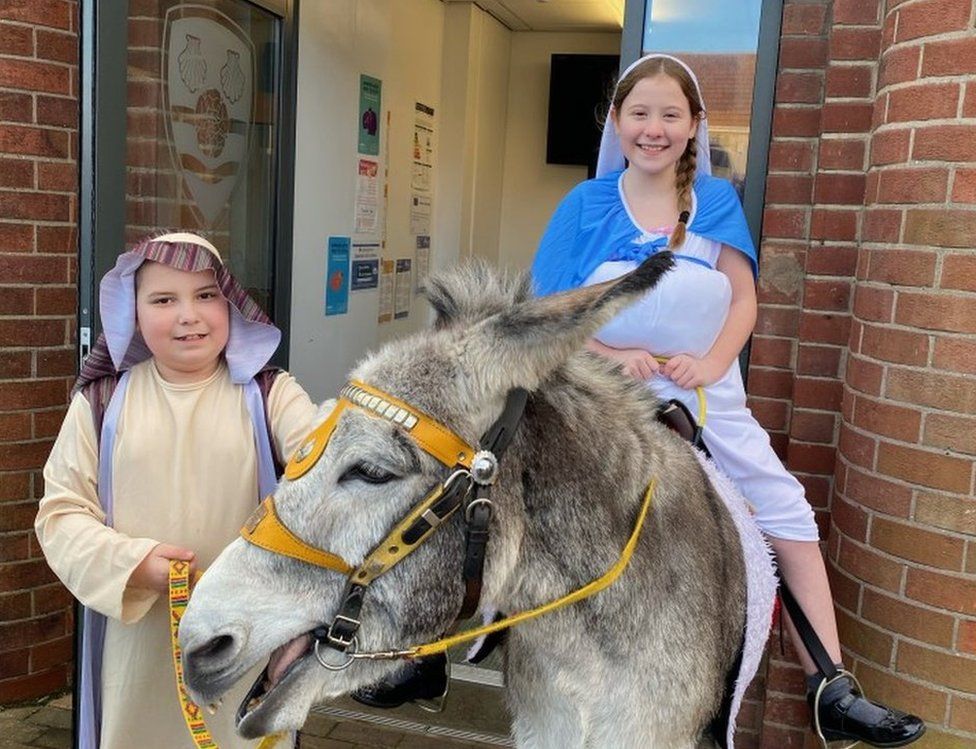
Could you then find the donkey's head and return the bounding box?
[178,253,674,738]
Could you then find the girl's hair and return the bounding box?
[611,57,704,250]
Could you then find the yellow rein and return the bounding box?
[168,561,284,749]
[407,477,657,658]
[654,356,708,428]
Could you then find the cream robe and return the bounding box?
[36,360,320,749]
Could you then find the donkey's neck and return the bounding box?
[483,354,663,612]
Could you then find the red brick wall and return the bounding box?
[0,0,80,703]
[829,0,976,744]
[751,0,976,746]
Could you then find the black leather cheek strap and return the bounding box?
[456,388,529,622]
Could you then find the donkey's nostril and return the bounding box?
[191,634,235,662]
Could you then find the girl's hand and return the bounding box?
[586,340,660,380]
[128,543,196,594]
[661,354,726,389]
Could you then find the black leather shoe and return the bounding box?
[811,677,925,747]
[352,653,449,712]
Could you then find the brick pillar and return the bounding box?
[830,0,976,744]
[0,1,79,704]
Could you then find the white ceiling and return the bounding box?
[443,0,625,32]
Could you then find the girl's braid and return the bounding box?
[669,140,697,250]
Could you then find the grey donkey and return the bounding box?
[179,253,755,748]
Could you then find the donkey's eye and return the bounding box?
[341,461,395,484]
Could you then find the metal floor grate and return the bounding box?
[309,703,515,746]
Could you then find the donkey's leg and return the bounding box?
[506,643,585,749]
[509,690,585,749]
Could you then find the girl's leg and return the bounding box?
[766,536,842,672]
[768,536,925,747]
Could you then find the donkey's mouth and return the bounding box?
[236,633,312,733]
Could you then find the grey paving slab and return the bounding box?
[24,707,71,731]
[0,680,511,749]
[326,720,404,748]
[29,729,71,749]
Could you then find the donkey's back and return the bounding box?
[497,360,747,748]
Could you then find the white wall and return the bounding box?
[287,1,434,399]
[466,13,511,266]
[288,4,620,400]
[497,32,621,273]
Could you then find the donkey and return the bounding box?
[179,253,775,748]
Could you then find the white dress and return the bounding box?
[583,195,817,542]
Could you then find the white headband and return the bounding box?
[595,53,711,179]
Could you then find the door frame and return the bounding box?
[75,3,298,744]
[78,0,299,365]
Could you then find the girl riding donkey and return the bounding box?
[531,53,925,748]
[36,232,320,749]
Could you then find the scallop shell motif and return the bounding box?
[220,50,245,104]
[178,34,207,93]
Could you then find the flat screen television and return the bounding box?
[546,53,621,177]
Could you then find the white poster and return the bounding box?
[414,235,430,294]
[355,158,380,234]
[394,258,412,320]
[410,102,435,236]
[378,259,394,323]
[409,193,431,235]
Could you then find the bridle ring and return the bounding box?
[314,636,358,671]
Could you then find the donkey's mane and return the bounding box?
[424,260,534,328]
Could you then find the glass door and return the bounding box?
[621,0,783,249]
[79,0,297,363]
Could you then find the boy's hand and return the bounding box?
[128,543,196,594]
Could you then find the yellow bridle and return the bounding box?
[238,379,658,667]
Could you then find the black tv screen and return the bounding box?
[546,54,621,177]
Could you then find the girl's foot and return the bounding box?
[810,675,925,747]
[352,653,449,711]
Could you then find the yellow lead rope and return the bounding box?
[407,477,658,658]
[654,356,708,428]
[169,561,283,749]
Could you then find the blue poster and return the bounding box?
[358,75,382,156]
[325,236,350,316]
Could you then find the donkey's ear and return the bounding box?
[424,274,462,329]
[460,251,675,392]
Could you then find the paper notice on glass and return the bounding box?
[378,259,394,323]
[355,158,380,234]
[414,235,430,294]
[409,192,431,235]
[394,258,412,320]
[412,102,434,183]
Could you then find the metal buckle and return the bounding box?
[414,657,451,714]
[812,669,863,749]
[314,636,358,671]
[465,497,493,523]
[327,614,360,649]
